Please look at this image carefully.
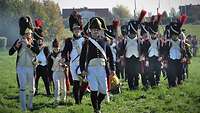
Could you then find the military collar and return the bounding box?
[73,34,81,41]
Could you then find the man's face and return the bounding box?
[91,28,101,38]
[24,32,32,39]
[38,39,44,46]
[142,33,148,39]
[72,24,81,37]
[129,32,136,39]
[150,33,157,39]
[53,47,59,53]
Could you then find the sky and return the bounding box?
[54,0,200,15]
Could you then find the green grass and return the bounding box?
[182,24,200,38]
[0,49,200,113]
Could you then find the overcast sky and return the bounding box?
[54,0,200,15]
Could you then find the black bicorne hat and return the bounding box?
[140,22,149,36]
[127,10,147,34]
[169,14,188,36]
[83,17,107,34]
[104,30,115,40]
[89,17,107,30]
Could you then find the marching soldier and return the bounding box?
[119,10,147,90]
[9,16,39,111]
[62,11,87,104]
[34,19,51,96]
[165,14,192,87]
[143,14,163,87]
[117,25,128,81]
[140,21,151,89]
[80,17,115,113]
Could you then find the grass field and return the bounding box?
[0,24,200,113]
[0,49,200,113]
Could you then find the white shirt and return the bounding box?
[148,38,159,57]
[125,36,139,58]
[36,48,47,66]
[70,37,85,65]
[51,53,65,71]
[169,39,181,60]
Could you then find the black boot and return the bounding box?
[91,91,98,112]
[79,82,88,103]
[97,93,106,111]
[73,80,80,104]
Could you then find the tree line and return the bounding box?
[0,0,65,46]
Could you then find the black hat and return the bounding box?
[148,14,162,34]
[127,10,147,34]
[69,10,83,32]
[33,28,44,40]
[83,17,107,35]
[19,16,33,36]
[33,18,44,40]
[52,38,59,48]
[89,17,107,30]
[104,30,114,40]
[106,25,114,34]
[128,20,140,34]
[169,14,188,35]
[90,18,102,30]
[140,22,149,36]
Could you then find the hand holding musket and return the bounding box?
[20,33,34,48]
[79,70,88,83]
[58,58,68,68]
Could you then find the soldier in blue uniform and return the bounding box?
[34,19,51,96]
[119,10,147,90]
[165,15,192,87]
[142,14,163,87]
[62,11,87,104]
[80,17,115,113]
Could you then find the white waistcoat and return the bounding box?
[51,53,64,71]
[169,39,181,60]
[125,37,139,58]
[17,45,35,67]
[148,38,159,57]
[36,48,47,66]
[70,37,84,65]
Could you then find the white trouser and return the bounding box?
[70,62,81,81]
[53,71,66,101]
[87,65,107,94]
[16,66,35,111]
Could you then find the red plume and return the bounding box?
[138,10,147,23]
[113,19,120,29]
[179,14,188,26]
[35,18,43,28]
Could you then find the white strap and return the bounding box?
[89,38,107,60]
